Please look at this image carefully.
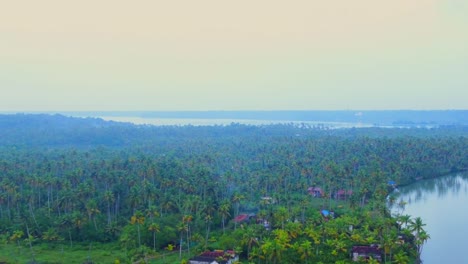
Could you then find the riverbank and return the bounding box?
[391,172,468,264]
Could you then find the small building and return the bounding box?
[256,218,271,230]
[320,209,334,219]
[189,250,238,264]
[260,196,275,204]
[351,245,383,262]
[234,214,248,223]
[308,187,324,197]
[234,213,255,223]
[321,209,330,217]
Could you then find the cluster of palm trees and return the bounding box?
[0,123,464,262]
[225,208,426,264]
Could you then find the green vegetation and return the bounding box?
[0,242,126,264]
[0,114,466,263]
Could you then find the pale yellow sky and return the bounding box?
[1,0,467,111]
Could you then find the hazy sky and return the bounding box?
[1,0,467,111]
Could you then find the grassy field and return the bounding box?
[0,242,202,264]
[0,243,127,264]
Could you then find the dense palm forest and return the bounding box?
[0,114,467,263]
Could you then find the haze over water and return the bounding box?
[98,116,375,128]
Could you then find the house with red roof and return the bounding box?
[233,213,255,223]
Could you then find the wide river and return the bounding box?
[391,172,468,264]
[97,116,376,128]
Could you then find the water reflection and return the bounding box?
[396,172,468,204]
[391,172,468,264]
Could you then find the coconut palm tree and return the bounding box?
[396,214,412,230]
[394,251,410,264]
[274,206,289,230]
[182,214,193,255]
[177,221,188,260]
[409,217,429,264]
[295,240,313,264]
[103,190,114,225]
[218,201,231,234]
[148,222,160,251]
[415,230,430,264]
[241,225,259,260]
[409,217,426,237]
[204,214,213,247]
[232,193,245,230]
[130,210,145,247]
[86,199,100,231]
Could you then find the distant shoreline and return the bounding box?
[1,110,467,127]
[97,116,378,128]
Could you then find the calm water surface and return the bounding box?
[98,116,376,128]
[392,172,468,264]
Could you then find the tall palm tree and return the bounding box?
[232,193,245,217]
[218,201,231,234]
[177,221,188,260]
[232,193,245,230]
[145,205,160,223]
[148,222,160,251]
[204,214,212,247]
[130,210,145,247]
[415,230,430,264]
[103,190,114,225]
[86,199,100,231]
[409,217,429,264]
[182,214,193,255]
[409,217,426,237]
